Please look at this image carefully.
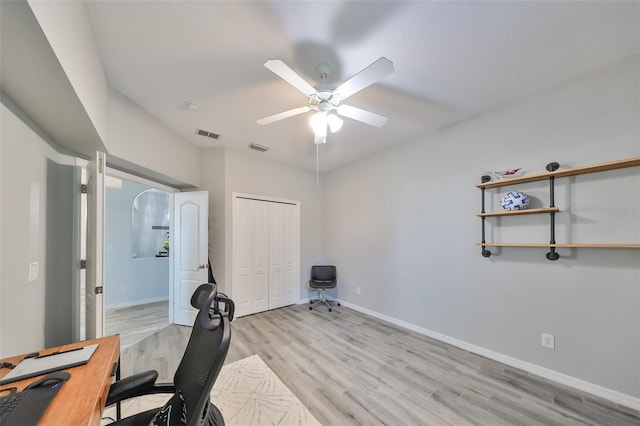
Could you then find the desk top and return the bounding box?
[0,335,120,426]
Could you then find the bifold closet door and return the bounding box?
[233,198,269,317]
[233,196,299,317]
[281,203,297,307]
[268,202,284,309]
[268,202,297,310]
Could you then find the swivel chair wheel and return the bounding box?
[337,302,341,306]
[328,308,332,312]
[308,306,312,310]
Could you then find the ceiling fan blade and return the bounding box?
[264,60,317,97]
[257,106,311,125]
[337,105,388,127]
[335,57,394,100]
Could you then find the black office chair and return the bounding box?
[309,265,341,312]
[105,283,234,426]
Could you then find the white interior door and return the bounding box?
[173,191,208,326]
[85,152,106,340]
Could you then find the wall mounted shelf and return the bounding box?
[477,156,640,260]
[477,207,559,217]
[476,243,640,248]
[476,157,640,189]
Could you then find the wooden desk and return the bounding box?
[0,335,120,426]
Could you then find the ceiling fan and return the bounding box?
[257,57,394,143]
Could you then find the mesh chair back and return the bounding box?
[173,284,231,425]
[311,265,336,281]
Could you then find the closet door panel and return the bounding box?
[268,203,284,309]
[252,201,269,314]
[282,203,297,306]
[233,198,254,317]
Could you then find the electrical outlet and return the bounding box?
[121,285,128,293]
[28,262,39,282]
[356,286,361,295]
[541,333,555,349]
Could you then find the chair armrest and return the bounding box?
[142,382,176,395]
[106,370,158,406]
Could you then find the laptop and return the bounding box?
[0,344,98,386]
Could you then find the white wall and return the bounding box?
[0,97,76,356]
[199,148,226,292]
[199,148,324,297]
[27,0,110,148]
[108,89,201,188]
[324,57,640,401]
[106,180,170,308]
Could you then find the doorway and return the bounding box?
[104,172,174,348]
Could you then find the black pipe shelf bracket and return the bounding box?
[480,183,491,258]
[545,162,560,261]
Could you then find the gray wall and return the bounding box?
[0,96,76,356]
[199,148,226,291]
[199,148,325,297]
[105,179,170,308]
[323,57,640,398]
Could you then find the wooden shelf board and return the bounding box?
[477,156,640,189]
[477,243,640,248]
[477,207,559,217]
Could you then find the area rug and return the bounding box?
[102,355,320,426]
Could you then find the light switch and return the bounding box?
[28,262,39,281]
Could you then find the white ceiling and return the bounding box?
[13,1,640,173]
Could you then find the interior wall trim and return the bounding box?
[106,167,178,193]
[338,300,640,411]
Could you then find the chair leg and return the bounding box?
[309,289,340,312]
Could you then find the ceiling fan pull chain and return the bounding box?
[316,143,320,187]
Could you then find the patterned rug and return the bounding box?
[103,355,320,425]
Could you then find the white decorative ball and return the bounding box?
[500,191,530,211]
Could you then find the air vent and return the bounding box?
[196,128,220,139]
[249,143,269,152]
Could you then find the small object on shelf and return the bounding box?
[500,191,530,211]
[481,168,522,182]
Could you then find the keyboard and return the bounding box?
[0,389,26,422]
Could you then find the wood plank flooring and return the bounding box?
[120,304,640,425]
[105,300,169,348]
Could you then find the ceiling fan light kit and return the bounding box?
[257,57,394,144]
[309,111,343,139]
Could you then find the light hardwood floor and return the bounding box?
[105,300,169,348]
[120,304,640,425]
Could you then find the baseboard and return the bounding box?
[106,296,169,310]
[338,300,640,411]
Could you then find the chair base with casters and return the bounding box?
[309,288,341,312]
[308,265,340,312]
